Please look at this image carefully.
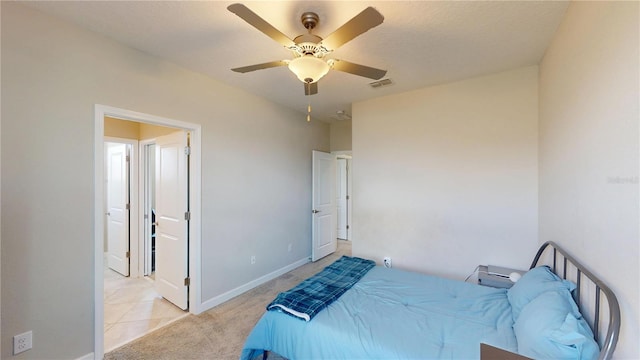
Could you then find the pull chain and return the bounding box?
[307,102,312,122]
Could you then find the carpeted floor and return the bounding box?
[105,241,351,360]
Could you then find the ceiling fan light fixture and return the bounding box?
[288,55,330,83]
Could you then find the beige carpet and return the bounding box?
[105,241,351,360]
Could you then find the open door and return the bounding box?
[106,142,130,276]
[312,150,337,261]
[155,131,189,310]
[337,158,348,240]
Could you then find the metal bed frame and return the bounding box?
[530,241,621,360]
[259,241,621,360]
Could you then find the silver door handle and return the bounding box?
[312,209,321,214]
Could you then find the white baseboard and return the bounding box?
[198,257,310,313]
[76,352,94,360]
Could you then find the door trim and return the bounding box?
[94,105,202,359]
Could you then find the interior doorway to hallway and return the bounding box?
[103,118,190,351]
[94,105,202,359]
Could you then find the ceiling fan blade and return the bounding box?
[331,60,387,80]
[321,7,384,50]
[231,60,288,73]
[227,3,294,47]
[304,82,318,96]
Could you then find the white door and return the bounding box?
[143,142,156,277]
[155,131,189,310]
[106,143,130,276]
[336,158,348,240]
[312,150,337,261]
[346,158,353,241]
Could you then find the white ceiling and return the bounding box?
[24,1,569,123]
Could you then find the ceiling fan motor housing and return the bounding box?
[292,40,327,57]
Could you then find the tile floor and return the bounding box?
[104,266,187,352]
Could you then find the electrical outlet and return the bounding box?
[383,257,392,268]
[251,255,256,265]
[13,331,32,355]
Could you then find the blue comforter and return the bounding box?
[241,266,517,360]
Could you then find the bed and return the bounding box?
[241,242,620,360]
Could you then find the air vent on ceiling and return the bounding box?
[332,110,352,121]
[369,78,393,88]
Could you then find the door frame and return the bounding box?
[104,137,139,277]
[94,104,202,359]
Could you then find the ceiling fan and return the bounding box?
[228,3,387,96]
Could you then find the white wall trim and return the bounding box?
[200,257,310,312]
[94,112,105,360]
[75,352,95,360]
[94,104,203,359]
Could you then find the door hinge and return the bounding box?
[185,211,191,221]
[184,146,191,156]
[126,203,130,210]
[126,251,130,258]
[346,195,350,200]
[346,225,350,230]
[126,155,130,162]
[184,277,190,286]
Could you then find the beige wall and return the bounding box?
[538,2,639,358]
[1,3,329,358]
[104,116,140,139]
[330,120,352,151]
[352,66,539,278]
[104,116,177,140]
[139,122,177,140]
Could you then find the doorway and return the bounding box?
[103,123,190,351]
[311,151,353,261]
[95,105,202,359]
[311,150,338,261]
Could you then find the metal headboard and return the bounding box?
[530,241,621,360]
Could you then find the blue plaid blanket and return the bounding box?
[267,256,376,321]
